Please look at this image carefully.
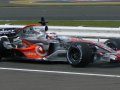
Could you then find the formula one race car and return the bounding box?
[1,17,120,67]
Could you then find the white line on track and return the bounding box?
[0,67,120,78]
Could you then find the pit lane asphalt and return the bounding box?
[0,6,120,20]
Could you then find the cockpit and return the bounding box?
[17,25,47,40]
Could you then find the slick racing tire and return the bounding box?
[104,39,120,50]
[0,39,4,62]
[67,43,92,67]
[0,54,2,62]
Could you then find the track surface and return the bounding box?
[0,6,120,20]
[1,59,120,90]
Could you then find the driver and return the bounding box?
[35,25,57,40]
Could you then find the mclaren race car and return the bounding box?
[1,17,120,67]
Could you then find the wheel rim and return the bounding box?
[68,46,82,63]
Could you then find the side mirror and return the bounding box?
[45,26,48,31]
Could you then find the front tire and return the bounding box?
[67,43,92,67]
[104,39,120,50]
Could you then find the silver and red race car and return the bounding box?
[0,17,120,67]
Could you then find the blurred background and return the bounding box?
[34,0,120,2]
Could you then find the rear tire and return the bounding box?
[67,43,92,67]
[0,39,4,62]
[0,56,2,62]
[104,39,120,50]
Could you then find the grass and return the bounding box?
[1,20,120,27]
[18,2,120,6]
